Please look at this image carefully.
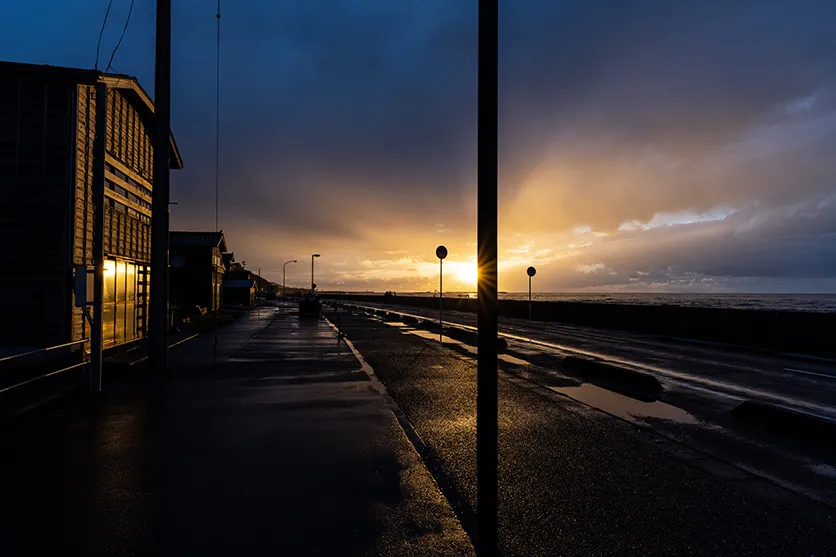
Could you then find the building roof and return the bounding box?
[170,231,227,252]
[223,279,255,289]
[0,61,183,169]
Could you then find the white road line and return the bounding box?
[783,368,836,380]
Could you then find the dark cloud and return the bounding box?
[556,194,836,287]
[4,0,836,289]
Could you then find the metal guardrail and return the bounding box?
[0,339,89,395]
[0,339,88,364]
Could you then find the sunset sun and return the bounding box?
[453,263,478,286]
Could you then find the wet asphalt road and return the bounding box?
[337,301,836,513]
[350,301,836,419]
[325,307,836,556]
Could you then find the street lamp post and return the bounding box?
[436,245,447,341]
[283,259,297,297]
[311,253,320,293]
[527,266,537,320]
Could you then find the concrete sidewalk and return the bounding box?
[0,305,473,556]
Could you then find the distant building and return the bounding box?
[0,62,183,349]
[170,231,227,312]
[223,269,257,307]
[221,252,235,271]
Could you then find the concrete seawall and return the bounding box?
[325,294,836,358]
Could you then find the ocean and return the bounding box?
[388,292,836,313]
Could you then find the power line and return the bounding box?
[105,0,136,72]
[94,0,115,70]
[215,0,221,231]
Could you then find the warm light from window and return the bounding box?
[104,260,116,277]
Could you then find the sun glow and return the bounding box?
[452,262,478,286]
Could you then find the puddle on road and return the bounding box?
[413,330,478,355]
[551,383,699,425]
[375,312,698,426]
[499,354,530,366]
[381,320,531,366]
[402,328,437,339]
[402,328,490,359]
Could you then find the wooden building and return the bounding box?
[223,278,256,307]
[223,269,258,307]
[170,231,227,313]
[0,62,183,350]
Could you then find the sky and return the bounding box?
[4,0,836,293]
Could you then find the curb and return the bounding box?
[321,313,480,551]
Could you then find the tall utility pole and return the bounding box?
[150,0,172,372]
[476,1,499,556]
[90,83,107,392]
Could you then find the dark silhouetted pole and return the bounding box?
[436,245,448,341]
[150,0,171,372]
[527,266,536,320]
[477,0,498,555]
[311,253,320,292]
[283,259,297,297]
[90,83,107,392]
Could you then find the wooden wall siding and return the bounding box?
[73,84,95,268]
[0,75,75,347]
[103,206,151,261]
[103,89,153,262]
[72,86,156,342]
[105,90,153,184]
[71,84,96,342]
[74,87,154,267]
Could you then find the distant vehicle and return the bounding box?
[298,294,321,317]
